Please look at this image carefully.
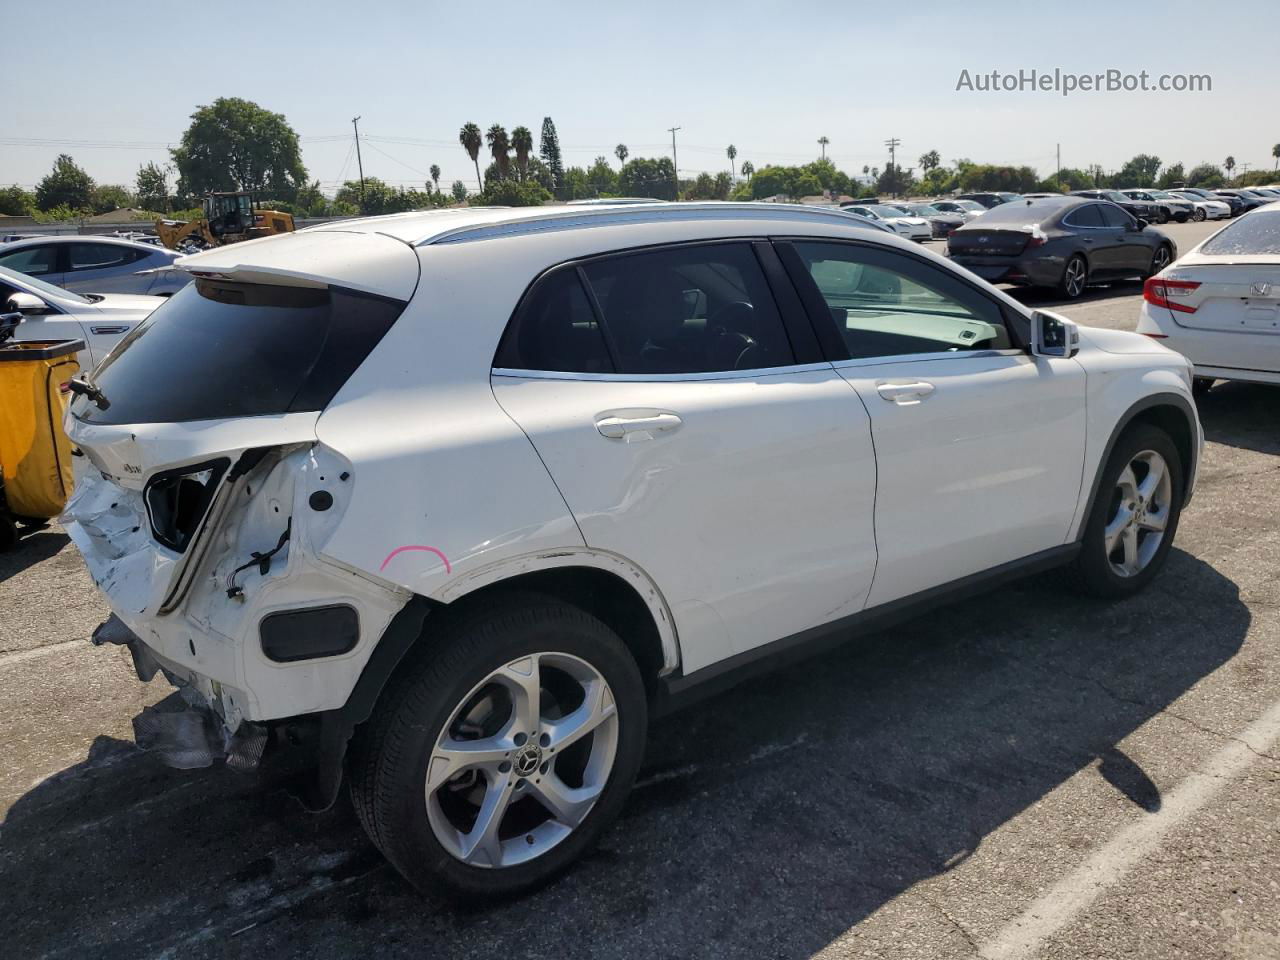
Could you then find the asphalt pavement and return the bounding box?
[4,219,1279,959]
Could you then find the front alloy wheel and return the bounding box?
[426,652,618,869]
[1104,449,1172,578]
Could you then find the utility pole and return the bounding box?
[883,137,901,197]
[352,116,366,205]
[668,126,681,198]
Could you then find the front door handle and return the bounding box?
[876,381,935,405]
[595,412,683,441]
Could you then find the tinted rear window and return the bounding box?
[1200,212,1280,256]
[71,279,403,425]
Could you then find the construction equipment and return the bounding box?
[155,192,295,252]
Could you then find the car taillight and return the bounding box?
[1144,277,1201,313]
[1026,234,1046,248]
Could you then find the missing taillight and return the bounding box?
[144,458,229,552]
[1144,277,1201,313]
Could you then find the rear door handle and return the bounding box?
[876,381,935,405]
[595,412,683,441]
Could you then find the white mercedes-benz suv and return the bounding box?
[63,202,1201,897]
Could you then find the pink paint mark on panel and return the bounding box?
[379,545,452,575]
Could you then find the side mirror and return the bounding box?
[1031,310,1080,359]
[6,292,49,315]
[1131,219,1147,231]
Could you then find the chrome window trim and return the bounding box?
[830,348,1027,371]
[491,361,836,383]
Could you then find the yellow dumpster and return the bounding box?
[0,338,85,540]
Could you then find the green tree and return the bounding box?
[957,163,1039,193]
[459,122,484,192]
[429,164,441,193]
[918,150,941,175]
[687,172,717,199]
[1116,154,1162,187]
[714,171,732,200]
[0,185,35,216]
[539,117,564,196]
[89,184,135,214]
[615,143,628,168]
[1224,155,1236,181]
[920,167,956,196]
[561,166,592,200]
[726,144,737,178]
[135,162,170,212]
[451,180,468,203]
[1186,163,1224,187]
[294,180,328,217]
[35,154,94,212]
[1156,163,1186,189]
[170,98,306,199]
[511,126,534,181]
[472,179,551,206]
[876,163,915,198]
[741,160,754,181]
[587,156,617,196]
[618,157,677,200]
[486,125,511,181]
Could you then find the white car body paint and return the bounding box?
[1136,202,1280,385]
[60,203,1200,735]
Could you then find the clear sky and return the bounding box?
[6,0,1278,195]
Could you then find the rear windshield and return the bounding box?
[1200,212,1280,256]
[71,279,404,425]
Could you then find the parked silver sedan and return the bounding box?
[0,236,189,296]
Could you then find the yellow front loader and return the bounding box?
[155,191,295,252]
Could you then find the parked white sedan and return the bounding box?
[0,265,163,366]
[0,236,189,296]
[1138,202,1280,391]
[1167,190,1232,221]
[840,203,934,241]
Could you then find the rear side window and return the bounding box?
[0,245,57,276]
[67,243,144,271]
[1201,212,1280,255]
[581,243,795,374]
[1063,204,1104,228]
[71,280,404,425]
[494,268,614,373]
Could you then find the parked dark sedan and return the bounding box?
[886,202,967,238]
[1214,189,1274,212]
[1070,189,1164,224]
[955,191,1024,209]
[947,196,1176,300]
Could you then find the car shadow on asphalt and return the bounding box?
[1004,279,1142,310]
[1196,381,1280,455]
[0,528,69,583]
[0,549,1249,960]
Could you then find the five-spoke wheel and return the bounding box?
[1104,449,1172,578]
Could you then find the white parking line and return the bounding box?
[978,698,1280,960]
[0,639,86,669]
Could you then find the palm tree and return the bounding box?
[615,143,629,168]
[817,136,829,160]
[511,126,533,181]
[741,160,754,182]
[862,165,870,177]
[726,144,737,181]
[1224,155,1236,181]
[1273,143,1280,172]
[459,123,483,192]
[429,164,441,193]
[487,125,511,181]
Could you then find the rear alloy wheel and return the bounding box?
[1156,209,1170,224]
[1071,423,1183,598]
[1060,255,1089,299]
[351,596,647,898]
[1146,244,1173,279]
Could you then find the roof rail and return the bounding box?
[418,202,883,246]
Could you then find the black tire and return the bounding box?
[350,593,647,899]
[1059,254,1089,300]
[1157,209,1169,224]
[1144,244,1174,280]
[1192,376,1214,398]
[1192,208,1206,222]
[0,513,16,551]
[1070,423,1184,599]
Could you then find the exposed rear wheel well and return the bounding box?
[444,567,668,696]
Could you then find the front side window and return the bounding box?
[1098,204,1135,228]
[791,241,1012,359]
[580,243,795,374]
[71,279,404,425]
[0,245,58,277]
